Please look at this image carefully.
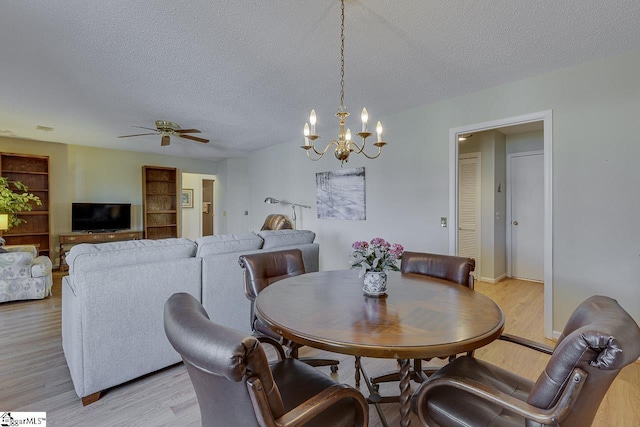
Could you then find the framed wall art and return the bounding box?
[181,188,194,208]
[315,167,365,220]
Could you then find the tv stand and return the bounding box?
[59,230,144,271]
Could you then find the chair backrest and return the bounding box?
[261,214,294,230]
[526,295,640,427]
[400,251,475,288]
[164,292,285,427]
[239,249,306,332]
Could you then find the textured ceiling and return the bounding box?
[1,1,640,161]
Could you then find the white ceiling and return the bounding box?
[1,1,640,161]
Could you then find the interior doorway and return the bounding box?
[202,179,214,236]
[449,110,553,338]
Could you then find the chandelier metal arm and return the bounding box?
[349,140,387,160]
[302,139,339,155]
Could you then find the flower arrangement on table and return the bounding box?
[349,237,404,278]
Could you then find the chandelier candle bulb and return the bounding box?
[346,128,352,141]
[303,123,310,145]
[310,110,317,135]
[361,107,368,132]
[376,121,383,142]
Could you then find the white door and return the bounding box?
[508,151,544,281]
[458,154,481,278]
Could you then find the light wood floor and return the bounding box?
[0,273,638,426]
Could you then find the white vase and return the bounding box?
[363,271,388,296]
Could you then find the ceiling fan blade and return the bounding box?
[118,133,158,138]
[161,135,170,146]
[132,126,159,132]
[179,134,209,143]
[175,128,201,134]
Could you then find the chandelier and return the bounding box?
[301,0,387,166]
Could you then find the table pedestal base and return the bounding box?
[358,357,413,427]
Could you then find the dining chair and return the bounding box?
[410,295,640,427]
[164,292,368,427]
[238,248,340,372]
[369,251,476,391]
[400,250,475,288]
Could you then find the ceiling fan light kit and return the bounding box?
[118,120,209,146]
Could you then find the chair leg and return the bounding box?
[370,358,427,386]
[288,342,339,372]
[300,357,339,372]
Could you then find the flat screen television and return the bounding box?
[72,203,131,232]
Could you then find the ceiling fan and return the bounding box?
[118,120,209,146]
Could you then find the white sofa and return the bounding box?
[61,230,319,405]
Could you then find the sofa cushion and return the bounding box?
[66,238,197,274]
[0,251,33,268]
[258,230,316,249]
[195,233,263,257]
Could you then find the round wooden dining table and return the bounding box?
[255,269,505,427]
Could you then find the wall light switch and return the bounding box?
[440,217,447,228]
[244,210,249,215]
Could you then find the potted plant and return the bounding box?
[349,237,404,296]
[0,176,42,231]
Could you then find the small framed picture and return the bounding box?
[181,189,194,208]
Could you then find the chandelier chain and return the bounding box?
[340,0,345,109]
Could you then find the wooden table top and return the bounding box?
[256,270,505,359]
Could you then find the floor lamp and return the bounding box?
[264,197,311,229]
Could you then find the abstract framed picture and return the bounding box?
[181,188,194,208]
[316,167,365,220]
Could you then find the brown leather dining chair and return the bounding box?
[400,251,475,289]
[164,292,368,427]
[238,248,340,372]
[370,251,476,391]
[411,295,640,427]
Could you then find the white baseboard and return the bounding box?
[479,274,507,284]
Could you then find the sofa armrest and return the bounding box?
[31,256,53,278]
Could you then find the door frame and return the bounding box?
[506,150,544,280]
[449,110,553,338]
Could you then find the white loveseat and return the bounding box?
[61,230,319,405]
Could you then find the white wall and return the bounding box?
[247,49,640,331]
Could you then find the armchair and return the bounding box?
[0,245,52,303]
[239,248,340,372]
[164,292,368,427]
[410,295,640,426]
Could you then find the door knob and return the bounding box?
[513,221,519,226]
